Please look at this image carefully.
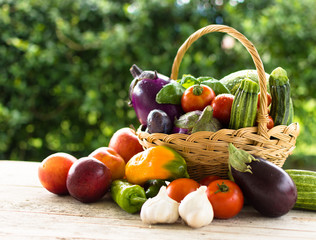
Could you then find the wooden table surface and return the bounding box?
[0,160,316,240]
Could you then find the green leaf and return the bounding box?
[179,74,200,89]
[156,81,185,105]
[199,77,231,95]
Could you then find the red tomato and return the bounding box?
[199,175,221,186]
[206,179,244,219]
[181,84,215,112]
[211,94,234,126]
[267,115,274,129]
[257,92,272,108]
[166,178,200,203]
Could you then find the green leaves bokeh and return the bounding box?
[0,0,315,169]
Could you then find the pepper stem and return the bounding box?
[193,85,204,96]
[214,182,229,194]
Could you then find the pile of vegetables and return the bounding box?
[38,63,315,229]
[129,65,293,134]
[115,64,315,228]
[109,142,316,229]
[110,144,246,228]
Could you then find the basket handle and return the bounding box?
[170,24,269,140]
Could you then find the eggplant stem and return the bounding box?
[228,143,257,174]
[130,64,143,78]
[154,70,158,79]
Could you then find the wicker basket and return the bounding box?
[136,24,300,180]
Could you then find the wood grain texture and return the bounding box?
[0,160,315,240]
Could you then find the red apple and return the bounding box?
[66,157,112,203]
[89,147,125,180]
[38,152,77,195]
[109,127,143,163]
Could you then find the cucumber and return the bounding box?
[285,169,316,211]
[220,69,270,95]
[269,67,291,126]
[229,78,259,129]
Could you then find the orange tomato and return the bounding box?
[166,178,200,203]
[181,84,215,112]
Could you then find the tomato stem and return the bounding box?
[192,85,204,96]
[215,182,229,194]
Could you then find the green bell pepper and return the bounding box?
[144,179,167,198]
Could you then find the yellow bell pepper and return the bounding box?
[125,145,189,185]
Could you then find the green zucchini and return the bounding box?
[229,78,259,129]
[294,192,316,211]
[285,169,316,211]
[269,67,291,125]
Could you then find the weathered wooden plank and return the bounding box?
[1,206,315,240]
[0,160,41,187]
[0,160,316,240]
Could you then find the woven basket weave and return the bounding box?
[136,25,300,180]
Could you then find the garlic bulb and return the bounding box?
[140,186,179,224]
[178,186,214,228]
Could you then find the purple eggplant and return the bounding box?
[171,127,189,134]
[228,143,297,218]
[129,64,183,126]
[146,109,172,134]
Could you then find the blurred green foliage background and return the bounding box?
[0,0,315,169]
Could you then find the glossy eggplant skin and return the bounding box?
[129,65,183,126]
[147,109,173,134]
[231,156,297,217]
[131,78,182,126]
